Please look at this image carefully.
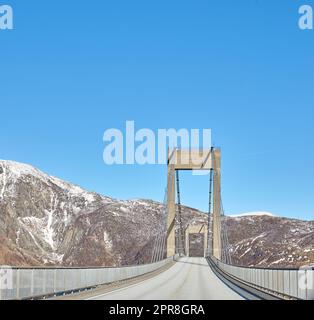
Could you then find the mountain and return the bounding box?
[0,160,313,268]
[0,160,204,267]
[225,215,314,268]
[228,211,274,218]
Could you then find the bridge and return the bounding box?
[0,148,313,300]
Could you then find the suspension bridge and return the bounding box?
[0,148,313,300]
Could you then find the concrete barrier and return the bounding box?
[210,256,314,300]
[0,257,174,300]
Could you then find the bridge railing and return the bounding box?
[209,256,314,300]
[0,257,174,300]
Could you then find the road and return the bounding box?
[87,257,244,300]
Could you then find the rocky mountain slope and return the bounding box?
[225,214,314,268]
[0,160,206,267]
[0,160,313,268]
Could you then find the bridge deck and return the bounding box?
[85,257,243,300]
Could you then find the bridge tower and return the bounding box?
[166,148,221,260]
[185,223,208,257]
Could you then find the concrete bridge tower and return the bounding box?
[166,148,221,260]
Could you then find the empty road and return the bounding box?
[86,257,244,300]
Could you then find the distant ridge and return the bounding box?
[229,211,274,218]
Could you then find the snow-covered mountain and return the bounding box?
[224,214,314,267]
[0,160,204,266]
[229,211,274,218]
[0,160,313,268]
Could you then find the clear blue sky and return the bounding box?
[1,0,313,220]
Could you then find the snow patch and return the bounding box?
[0,164,6,198]
[44,209,55,250]
[112,211,120,217]
[250,233,267,243]
[229,211,274,218]
[103,231,113,250]
[16,228,20,245]
[42,194,58,250]
[239,247,251,258]
[0,160,97,204]
[49,176,96,203]
[271,258,286,265]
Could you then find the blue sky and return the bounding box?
[1,0,313,220]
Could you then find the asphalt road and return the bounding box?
[87,257,244,300]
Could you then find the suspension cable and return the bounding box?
[151,185,168,263]
[176,170,185,256]
[220,197,233,265]
[207,168,214,256]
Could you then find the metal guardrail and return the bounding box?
[0,257,174,300]
[210,256,314,300]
